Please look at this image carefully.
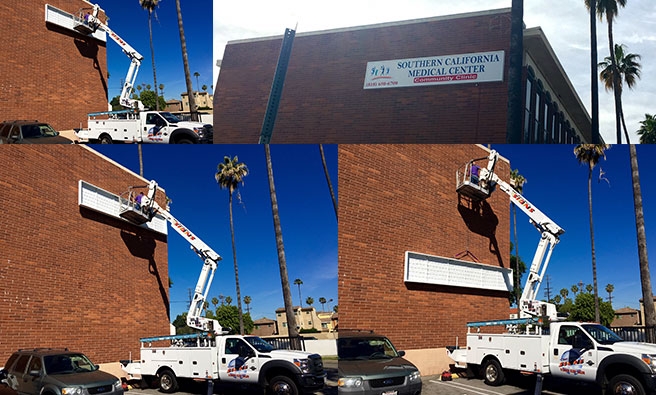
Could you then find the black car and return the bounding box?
[338,331,422,395]
[2,348,123,395]
[0,120,71,144]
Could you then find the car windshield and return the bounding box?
[44,354,98,375]
[582,324,624,345]
[243,336,274,353]
[159,112,181,123]
[338,337,399,360]
[21,124,57,138]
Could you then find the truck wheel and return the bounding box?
[482,359,505,386]
[174,138,194,144]
[267,375,298,395]
[607,374,645,395]
[98,134,113,144]
[158,369,179,393]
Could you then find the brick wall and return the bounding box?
[214,10,511,143]
[0,0,108,131]
[0,146,169,364]
[338,144,511,351]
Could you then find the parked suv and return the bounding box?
[0,120,71,144]
[338,330,422,395]
[1,348,123,395]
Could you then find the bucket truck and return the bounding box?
[448,150,656,395]
[71,5,213,144]
[118,181,326,394]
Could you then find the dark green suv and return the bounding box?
[1,349,123,395]
[338,331,422,395]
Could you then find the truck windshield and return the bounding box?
[582,324,624,344]
[159,112,182,123]
[244,336,274,353]
[338,337,399,360]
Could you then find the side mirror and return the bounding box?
[397,350,406,357]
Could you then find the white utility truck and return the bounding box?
[118,181,326,394]
[76,110,213,144]
[448,150,656,395]
[71,5,213,144]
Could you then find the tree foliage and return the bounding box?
[138,89,166,110]
[638,114,656,144]
[207,304,254,335]
[568,292,615,326]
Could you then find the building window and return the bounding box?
[308,321,312,326]
[283,322,287,328]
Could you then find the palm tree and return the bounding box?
[294,278,303,307]
[585,0,627,144]
[202,84,208,92]
[265,145,300,348]
[139,0,160,111]
[159,83,165,98]
[215,155,249,335]
[175,0,197,120]
[598,46,654,332]
[571,284,579,296]
[319,297,327,312]
[560,288,569,301]
[638,114,656,144]
[606,283,614,304]
[586,284,594,293]
[510,169,526,306]
[574,144,609,323]
[211,297,219,309]
[225,296,232,305]
[243,296,252,315]
[319,145,338,220]
[306,297,314,307]
[194,72,200,92]
[599,44,641,143]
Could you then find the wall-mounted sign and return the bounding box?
[404,251,512,292]
[364,50,505,89]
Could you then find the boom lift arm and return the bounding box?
[76,4,144,111]
[121,180,224,334]
[458,150,565,320]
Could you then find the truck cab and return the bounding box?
[141,112,213,144]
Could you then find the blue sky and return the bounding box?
[93,145,338,321]
[492,145,656,310]
[99,0,213,101]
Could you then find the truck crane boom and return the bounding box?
[457,150,564,320]
[120,180,224,334]
[75,4,144,111]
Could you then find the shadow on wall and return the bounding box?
[456,196,503,267]
[79,207,170,320]
[74,38,108,100]
[121,229,170,321]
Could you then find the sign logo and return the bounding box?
[364,50,505,89]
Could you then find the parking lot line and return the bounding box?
[429,380,506,395]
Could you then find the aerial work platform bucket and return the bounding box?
[72,9,99,35]
[455,162,491,201]
[118,188,151,225]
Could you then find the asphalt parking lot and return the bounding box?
[422,373,602,395]
[124,359,337,395]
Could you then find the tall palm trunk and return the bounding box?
[319,144,337,220]
[607,19,622,143]
[138,145,144,176]
[586,162,600,322]
[228,192,245,335]
[147,10,159,111]
[589,0,600,144]
[175,0,197,121]
[265,145,300,349]
[506,0,523,143]
[628,146,655,336]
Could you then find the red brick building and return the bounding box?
[0,0,108,131]
[0,146,170,364]
[214,9,592,144]
[338,144,511,374]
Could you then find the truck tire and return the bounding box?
[482,359,505,386]
[607,374,645,395]
[157,369,179,393]
[98,134,113,144]
[174,138,194,144]
[267,375,298,395]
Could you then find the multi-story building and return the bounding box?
[1,1,109,131]
[213,9,593,144]
[338,144,511,375]
[0,146,171,364]
[275,307,323,336]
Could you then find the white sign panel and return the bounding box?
[364,50,505,89]
[404,251,512,292]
